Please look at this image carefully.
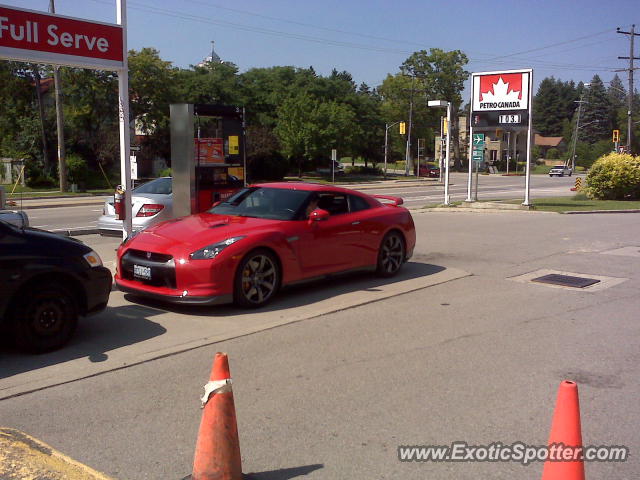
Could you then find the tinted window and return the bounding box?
[349,195,371,213]
[210,187,312,220]
[133,177,172,195]
[317,193,349,215]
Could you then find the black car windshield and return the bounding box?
[133,177,172,195]
[209,187,312,220]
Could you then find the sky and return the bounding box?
[6,0,640,97]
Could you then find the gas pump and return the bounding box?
[114,185,126,220]
[170,104,246,218]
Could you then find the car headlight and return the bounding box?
[83,250,103,268]
[190,236,246,260]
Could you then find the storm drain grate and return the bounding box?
[531,274,601,289]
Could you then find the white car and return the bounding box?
[0,209,29,228]
[98,177,173,236]
[549,165,572,177]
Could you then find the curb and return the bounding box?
[51,228,100,236]
[12,201,106,210]
[0,427,116,480]
[562,209,640,214]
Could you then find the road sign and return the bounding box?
[331,149,337,161]
[473,133,485,146]
[130,145,141,152]
[0,5,124,70]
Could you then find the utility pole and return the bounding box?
[570,84,590,171]
[32,66,50,174]
[617,24,640,154]
[50,0,68,191]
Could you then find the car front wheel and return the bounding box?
[11,285,78,353]
[234,249,280,308]
[376,231,405,277]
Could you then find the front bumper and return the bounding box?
[116,279,232,305]
[115,246,238,306]
[84,266,112,315]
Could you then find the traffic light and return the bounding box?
[613,129,620,143]
[399,122,406,135]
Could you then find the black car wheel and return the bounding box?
[376,231,405,277]
[12,285,78,353]
[234,249,280,308]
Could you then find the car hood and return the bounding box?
[129,213,282,252]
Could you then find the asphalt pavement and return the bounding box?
[1,207,638,479]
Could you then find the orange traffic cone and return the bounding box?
[541,380,585,480]
[192,352,242,480]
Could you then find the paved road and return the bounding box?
[16,173,581,232]
[1,209,637,479]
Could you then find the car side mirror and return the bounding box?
[211,201,222,208]
[308,208,329,224]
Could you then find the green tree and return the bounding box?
[61,68,119,174]
[533,77,578,137]
[0,62,39,162]
[128,48,178,163]
[399,48,469,168]
[176,61,242,106]
[580,75,610,141]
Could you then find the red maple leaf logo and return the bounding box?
[480,74,523,101]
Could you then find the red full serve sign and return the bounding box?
[0,5,123,70]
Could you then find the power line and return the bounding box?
[484,28,615,61]
[84,0,627,76]
[180,0,431,49]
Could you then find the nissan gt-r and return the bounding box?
[115,182,416,308]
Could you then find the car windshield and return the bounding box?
[209,187,312,220]
[553,165,566,169]
[133,177,172,195]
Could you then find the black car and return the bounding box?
[0,220,112,352]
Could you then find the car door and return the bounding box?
[296,192,363,276]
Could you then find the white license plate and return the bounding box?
[133,264,151,280]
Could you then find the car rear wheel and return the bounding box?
[376,231,405,277]
[234,249,280,308]
[11,285,78,353]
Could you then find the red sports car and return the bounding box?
[115,182,416,308]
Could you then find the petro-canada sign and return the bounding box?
[472,70,531,112]
[0,5,123,70]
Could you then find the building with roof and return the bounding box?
[197,41,222,67]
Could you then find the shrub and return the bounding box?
[66,154,88,186]
[585,153,640,200]
[27,175,57,188]
[158,167,172,177]
[547,148,560,159]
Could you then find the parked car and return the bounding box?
[0,220,112,352]
[0,209,29,228]
[115,182,416,308]
[416,164,440,178]
[98,176,173,236]
[316,160,345,175]
[549,165,572,177]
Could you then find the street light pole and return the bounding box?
[384,121,402,179]
[405,76,415,176]
[428,100,451,205]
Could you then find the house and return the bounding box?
[534,134,566,160]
